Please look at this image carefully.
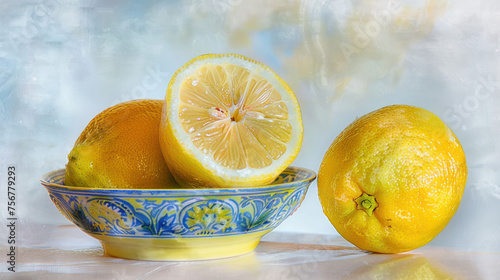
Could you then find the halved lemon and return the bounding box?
[160,53,303,188]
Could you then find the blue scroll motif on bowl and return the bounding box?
[46,172,309,238]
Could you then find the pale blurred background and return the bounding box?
[1,0,499,252]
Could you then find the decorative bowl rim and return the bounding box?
[40,166,317,193]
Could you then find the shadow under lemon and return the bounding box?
[345,254,462,280]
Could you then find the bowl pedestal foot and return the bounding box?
[97,230,270,261]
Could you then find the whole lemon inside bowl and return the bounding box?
[65,99,177,189]
[40,166,315,261]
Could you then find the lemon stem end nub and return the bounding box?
[355,193,378,216]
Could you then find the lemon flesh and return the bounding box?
[160,54,303,188]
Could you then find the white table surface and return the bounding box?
[3,224,500,280]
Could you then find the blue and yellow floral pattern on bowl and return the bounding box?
[40,166,316,261]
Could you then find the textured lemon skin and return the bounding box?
[318,105,467,253]
[159,54,303,188]
[65,99,177,189]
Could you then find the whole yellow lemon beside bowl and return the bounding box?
[318,105,467,253]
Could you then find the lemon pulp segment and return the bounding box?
[178,63,293,170]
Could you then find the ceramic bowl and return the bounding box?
[40,167,316,261]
